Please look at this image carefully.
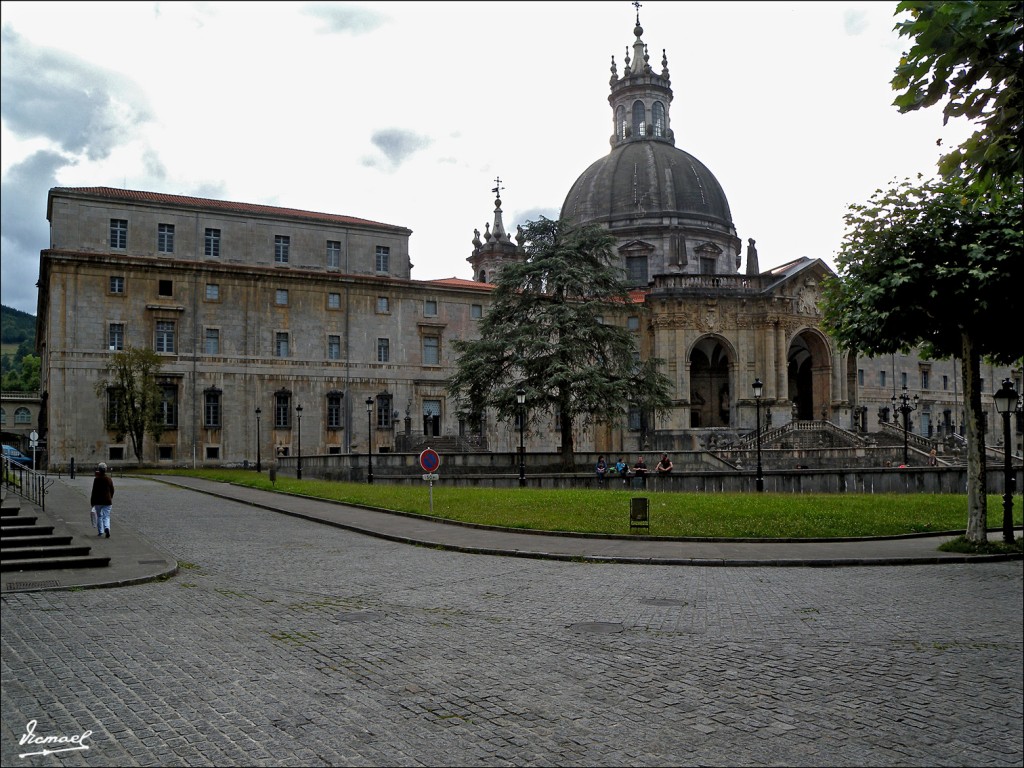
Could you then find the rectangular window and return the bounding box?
[108,323,125,351]
[471,304,482,319]
[423,335,440,366]
[627,316,640,331]
[943,375,949,391]
[327,292,341,310]
[377,338,390,363]
[375,246,390,272]
[158,446,174,461]
[204,328,220,355]
[110,219,127,249]
[105,388,123,428]
[205,446,220,460]
[326,240,341,268]
[879,370,886,388]
[901,372,908,388]
[158,279,173,297]
[858,369,864,386]
[160,383,178,427]
[205,283,220,301]
[275,289,288,306]
[158,223,175,253]
[920,370,930,389]
[274,235,290,263]
[327,334,341,360]
[275,391,291,428]
[628,405,642,430]
[424,299,438,316]
[327,392,343,429]
[204,228,221,258]
[376,296,390,313]
[204,389,221,428]
[626,255,648,285]
[275,332,289,357]
[109,446,125,461]
[155,320,175,353]
[109,276,125,294]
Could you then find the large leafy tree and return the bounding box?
[94,345,166,465]
[891,1,1023,193]
[448,218,672,468]
[822,175,1022,540]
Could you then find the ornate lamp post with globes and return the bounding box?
[366,397,375,484]
[752,378,764,492]
[891,385,919,466]
[295,403,303,480]
[516,388,526,487]
[255,407,262,473]
[993,378,1019,544]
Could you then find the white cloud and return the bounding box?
[1,1,978,314]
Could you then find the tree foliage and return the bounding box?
[822,174,1023,540]
[94,345,166,465]
[891,1,1023,193]
[447,218,672,467]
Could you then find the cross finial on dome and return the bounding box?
[633,0,642,25]
[492,176,504,204]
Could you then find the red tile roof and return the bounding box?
[426,277,494,290]
[49,186,410,232]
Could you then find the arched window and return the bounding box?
[616,105,627,139]
[652,102,665,137]
[479,270,487,283]
[632,101,646,137]
[15,407,31,424]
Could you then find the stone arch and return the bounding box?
[687,335,736,428]
[787,329,832,421]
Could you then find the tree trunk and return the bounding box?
[559,395,575,470]
[962,333,988,542]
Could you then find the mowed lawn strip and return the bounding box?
[149,469,1019,539]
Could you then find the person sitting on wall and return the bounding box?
[655,453,673,475]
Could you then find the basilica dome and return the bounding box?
[557,16,741,278]
[560,140,734,233]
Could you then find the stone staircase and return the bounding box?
[1,492,110,573]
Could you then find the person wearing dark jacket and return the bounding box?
[90,462,115,538]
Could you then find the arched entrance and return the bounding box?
[689,337,732,427]
[787,331,832,421]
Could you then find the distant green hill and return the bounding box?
[1,304,35,346]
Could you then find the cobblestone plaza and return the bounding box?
[2,478,1022,766]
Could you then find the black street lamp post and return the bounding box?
[366,397,375,484]
[255,407,262,473]
[516,388,526,487]
[993,378,1019,544]
[752,378,764,492]
[891,385,920,465]
[295,403,303,480]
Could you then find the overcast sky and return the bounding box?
[1,1,976,316]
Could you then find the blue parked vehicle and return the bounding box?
[2,444,34,470]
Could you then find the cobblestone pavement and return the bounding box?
[2,477,1022,767]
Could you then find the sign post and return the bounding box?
[419,448,441,513]
[29,430,39,473]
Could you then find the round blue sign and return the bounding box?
[419,448,440,472]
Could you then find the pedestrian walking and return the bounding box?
[90,462,115,538]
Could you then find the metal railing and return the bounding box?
[1,456,49,510]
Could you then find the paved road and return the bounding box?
[2,477,1022,766]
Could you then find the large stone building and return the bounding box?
[34,12,1020,470]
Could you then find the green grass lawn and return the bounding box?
[150,468,1022,540]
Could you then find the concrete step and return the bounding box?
[1,516,38,527]
[1,526,55,537]
[1,555,111,572]
[1,545,94,561]
[0,535,74,548]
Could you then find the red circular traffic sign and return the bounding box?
[419,448,441,472]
